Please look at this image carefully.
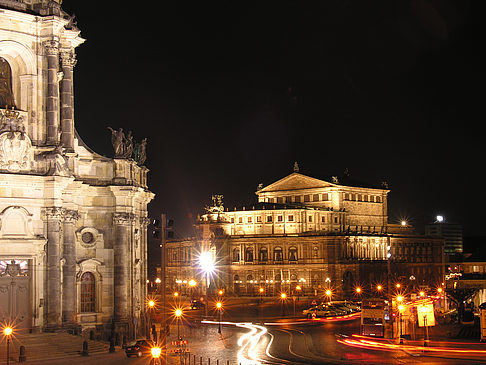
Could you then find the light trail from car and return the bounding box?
[337,334,486,358]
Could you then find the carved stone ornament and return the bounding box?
[0,109,32,172]
[113,212,133,225]
[44,207,64,221]
[64,209,80,223]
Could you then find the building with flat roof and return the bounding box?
[165,171,444,299]
[425,216,463,255]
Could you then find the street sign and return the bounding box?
[417,303,435,327]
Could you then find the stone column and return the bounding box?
[113,212,131,321]
[44,40,60,145]
[62,209,79,324]
[45,207,63,327]
[60,51,76,151]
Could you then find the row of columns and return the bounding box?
[45,208,135,329]
[43,40,76,150]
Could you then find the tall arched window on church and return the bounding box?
[0,57,16,109]
[81,272,95,313]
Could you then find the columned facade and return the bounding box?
[0,1,154,338]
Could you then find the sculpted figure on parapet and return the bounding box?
[108,127,147,165]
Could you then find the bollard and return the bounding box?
[19,345,26,362]
[208,358,210,365]
[217,360,219,365]
[82,340,89,356]
[200,356,202,365]
[109,338,115,353]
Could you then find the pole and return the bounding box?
[423,314,427,347]
[399,311,403,344]
[218,308,222,334]
[6,336,10,365]
[161,213,167,363]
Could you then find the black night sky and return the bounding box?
[61,1,485,267]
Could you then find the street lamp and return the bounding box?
[325,289,332,303]
[199,251,216,316]
[398,304,404,344]
[280,292,287,316]
[151,346,162,365]
[216,301,222,334]
[188,279,197,300]
[355,287,362,295]
[420,305,428,347]
[3,326,12,365]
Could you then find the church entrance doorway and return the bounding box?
[0,259,31,329]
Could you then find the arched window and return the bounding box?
[81,272,95,313]
[245,248,253,262]
[274,247,283,262]
[232,248,240,262]
[289,247,298,261]
[0,57,15,109]
[259,247,268,262]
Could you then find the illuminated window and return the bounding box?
[232,248,240,262]
[247,216,252,223]
[256,216,262,223]
[259,248,268,262]
[238,217,243,224]
[289,247,297,261]
[245,248,254,262]
[81,272,95,313]
[231,217,234,223]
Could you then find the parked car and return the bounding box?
[302,305,331,318]
[125,339,153,358]
[189,300,205,310]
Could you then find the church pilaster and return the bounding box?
[62,209,79,325]
[45,206,63,327]
[113,212,132,321]
[60,50,76,151]
[44,40,60,146]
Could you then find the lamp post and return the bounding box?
[421,305,428,347]
[398,302,404,345]
[325,289,332,303]
[147,299,156,340]
[151,346,162,365]
[188,279,197,301]
[199,251,215,318]
[4,326,12,365]
[280,293,287,317]
[175,308,183,365]
[216,301,222,334]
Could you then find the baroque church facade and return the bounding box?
[0,1,153,340]
[166,170,444,298]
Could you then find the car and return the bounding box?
[302,305,331,318]
[125,339,153,358]
[189,300,205,310]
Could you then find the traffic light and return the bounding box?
[152,215,174,240]
[152,218,161,239]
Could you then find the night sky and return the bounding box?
[60,1,485,265]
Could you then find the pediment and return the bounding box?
[258,173,336,193]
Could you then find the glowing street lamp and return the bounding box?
[355,287,362,295]
[325,289,332,303]
[216,301,223,334]
[148,299,155,308]
[3,326,13,365]
[151,346,162,364]
[419,291,425,297]
[280,292,287,316]
[398,304,404,344]
[218,289,224,297]
[199,251,215,316]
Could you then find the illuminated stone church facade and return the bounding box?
[166,170,444,298]
[0,1,153,339]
